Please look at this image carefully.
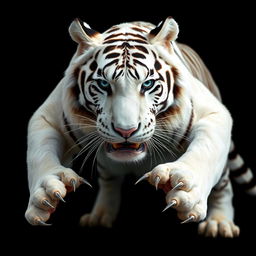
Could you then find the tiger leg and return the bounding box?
[80,175,123,228]
[198,169,240,237]
[25,110,88,225]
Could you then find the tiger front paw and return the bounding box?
[25,167,91,226]
[136,162,208,223]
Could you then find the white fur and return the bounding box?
[25,18,240,237]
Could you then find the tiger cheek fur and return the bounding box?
[25,17,255,237]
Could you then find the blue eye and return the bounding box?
[95,79,112,95]
[97,79,110,88]
[142,79,155,90]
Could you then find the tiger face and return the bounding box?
[69,17,180,161]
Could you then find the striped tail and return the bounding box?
[228,141,256,195]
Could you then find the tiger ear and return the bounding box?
[149,17,179,46]
[69,18,102,47]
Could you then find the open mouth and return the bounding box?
[106,142,145,153]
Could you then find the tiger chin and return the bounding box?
[25,16,256,237]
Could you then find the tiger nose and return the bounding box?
[113,125,139,138]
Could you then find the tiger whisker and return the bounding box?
[68,130,99,147]
[70,135,102,164]
[152,135,177,158]
[64,132,100,156]
[145,140,155,168]
[91,140,105,178]
[154,127,191,143]
[153,131,181,153]
[150,140,161,166]
[156,114,177,121]
[149,138,166,163]
[71,123,96,129]
[64,127,97,135]
[80,137,104,173]
[76,135,102,156]
[74,114,97,123]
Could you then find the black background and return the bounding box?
[6,1,256,253]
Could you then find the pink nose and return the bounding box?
[114,127,138,138]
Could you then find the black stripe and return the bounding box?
[103,59,119,74]
[105,52,120,59]
[104,33,124,40]
[115,70,123,80]
[125,33,147,40]
[149,84,161,95]
[97,68,102,77]
[165,70,171,94]
[79,71,87,101]
[112,66,118,80]
[63,114,82,149]
[228,149,238,160]
[117,42,135,50]
[84,92,97,112]
[86,72,94,83]
[91,84,104,95]
[134,59,149,70]
[135,45,149,54]
[230,163,248,178]
[158,72,165,82]
[90,60,98,71]
[128,69,137,80]
[132,52,146,59]
[94,50,101,59]
[134,69,140,80]
[80,70,86,86]
[151,50,157,58]
[103,45,117,54]
[131,27,147,33]
[154,60,162,70]
[155,84,163,97]
[156,84,183,119]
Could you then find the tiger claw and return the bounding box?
[134,174,149,185]
[80,178,92,188]
[54,191,66,203]
[42,199,55,209]
[37,220,52,226]
[162,200,177,212]
[181,215,195,224]
[172,181,184,191]
[70,179,76,192]
[155,176,161,190]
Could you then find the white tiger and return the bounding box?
[25,17,256,237]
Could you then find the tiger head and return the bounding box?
[67,17,185,162]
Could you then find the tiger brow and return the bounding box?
[144,69,155,80]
